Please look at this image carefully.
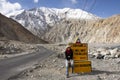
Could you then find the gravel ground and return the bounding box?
[0,40,42,59]
[9,44,120,80]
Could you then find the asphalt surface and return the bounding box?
[0,46,54,80]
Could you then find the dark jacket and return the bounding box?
[65,48,73,60]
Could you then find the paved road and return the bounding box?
[0,46,54,80]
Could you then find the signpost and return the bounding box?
[71,43,88,60]
[70,43,92,73]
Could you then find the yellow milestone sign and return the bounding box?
[71,43,88,60]
[74,60,92,73]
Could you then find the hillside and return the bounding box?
[8,7,120,43]
[43,15,120,43]
[8,7,99,38]
[0,13,47,44]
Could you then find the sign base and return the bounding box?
[73,60,92,73]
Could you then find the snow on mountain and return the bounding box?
[8,7,100,37]
[54,8,99,19]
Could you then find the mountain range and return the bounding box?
[2,7,120,43]
[8,7,99,37]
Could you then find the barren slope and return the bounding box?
[43,15,120,43]
[0,13,47,44]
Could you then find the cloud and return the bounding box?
[71,0,78,4]
[34,0,39,3]
[0,0,22,15]
[61,0,78,8]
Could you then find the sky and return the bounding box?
[0,0,120,18]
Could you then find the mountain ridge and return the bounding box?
[8,7,100,37]
[6,7,120,43]
[43,15,120,43]
[0,13,47,44]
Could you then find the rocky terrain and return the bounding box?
[0,36,120,80]
[0,37,120,80]
[0,40,42,59]
[43,15,120,43]
[6,43,120,80]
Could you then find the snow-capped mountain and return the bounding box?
[8,7,100,37]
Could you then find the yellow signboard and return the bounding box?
[71,43,88,60]
[68,43,92,73]
[73,60,92,73]
[71,43,88,47]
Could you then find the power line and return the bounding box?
[79,0,97,43]
[84,0,97,19]
[86,0,96,12]
[79,0,88,19]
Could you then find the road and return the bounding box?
[0,46,54,80]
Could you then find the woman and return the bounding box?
[65,47,73,78]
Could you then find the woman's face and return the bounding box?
[67,47,70,50]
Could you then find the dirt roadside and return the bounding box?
[8,44,120,80]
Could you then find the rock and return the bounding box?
[117,61,120,64]
[17,50,20,53]
[0,46,4,50]
[97,76,102,80]
[58,68,61,71]
[96,53,104,59]
[104,55,111,59]
[97,48,106,52]
[89,47,120,59]
[112,75,115,78]
[0,52,4,55]
[109,48,118,57]
[11,50,15,53]
[29,69,33,73]
[38,74,42,77]
[101,50,110,55]
[35,48,39,51]
[4,56,8,58]
[61,65,64,68]
[39,65,43,68]
[6,51,10,54]
[118,54,120,58]
[4,45,7,49]
[25,73,29,76]
[93,51,100,56]
[30,45,35,49]
[31,75,34,78]
[53,59,56,62]
[10,44,14,48]
[89,50,96,54]
[92,51,104,59]
[89,54,95,58]
[57,53,64,59]
[33,66,40,69]
[115,52,120,58]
